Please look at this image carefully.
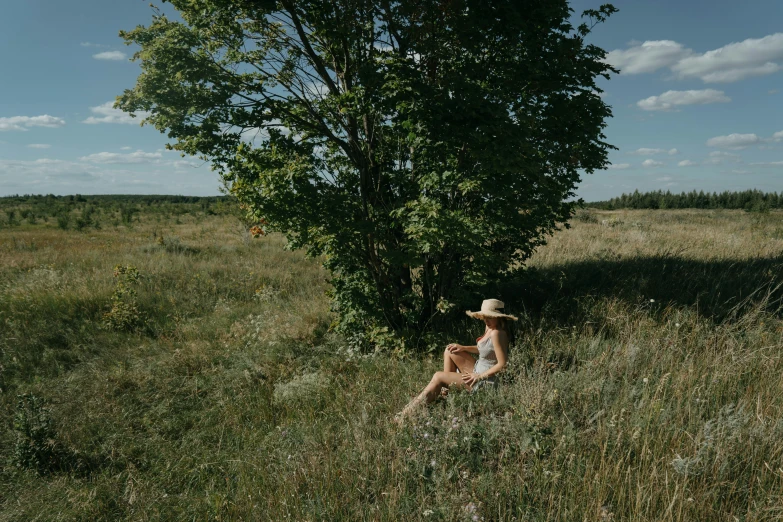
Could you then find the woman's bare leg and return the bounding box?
[395,371,470,423]
[443,349,476,374]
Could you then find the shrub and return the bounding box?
[12,394,67,474]
[56,214,70,230]
[102,265,144,331]
[573,209,599,223]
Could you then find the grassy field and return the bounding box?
[0,206,782,521]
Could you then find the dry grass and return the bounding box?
[0,209,781,521]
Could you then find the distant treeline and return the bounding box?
[0,193,233,206]
[0,194,239,230]
[588,189,782,211]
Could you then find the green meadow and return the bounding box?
[1,199,782,521]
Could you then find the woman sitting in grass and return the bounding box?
[394,299,516,423]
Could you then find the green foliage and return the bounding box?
[102,265,144,331]
[119,205,138,226]
[590,189,783,210]
[118,0,619,349]
[6,209,19,226]
[12,394,67,474]
[0,195,239,232]
[56,213,70,230]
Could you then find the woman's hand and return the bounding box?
[446,343,464,353]
[461,372,482,387]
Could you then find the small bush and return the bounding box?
[57,214,70,230]
[12,394,67,474]
[102,265,144,331]
[6,210,19,226]
[573,209,599,223]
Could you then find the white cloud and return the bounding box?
[0,158,100,183]
[32,159,65,165]
[731,169,752,174]
[704,151,742,165]
[772,131,783,141]
[81,42,109,48]
[637,89,730,112]
[770,89,780,94]
[670,33,783,83]
[0,155,217,196]
[80,150,162,164]
[642,159,665,168]
[82,102,149,125]
[93,51,127,61]
[606,33,783,84]
[628,148,670,156]
[706,133,760,149]
[607,163,632,170]
[668,148,679,155]
[749,161,783,167]
[656,176,673,182]
[27,144,51,149]
[172,160,201,170]
[120,146,132,150]
[603,40,691,74]
[0,115,66,132]
[678,160,698,167]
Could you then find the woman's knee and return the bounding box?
[429,371,446,385]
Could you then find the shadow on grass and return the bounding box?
[502,254,783,327]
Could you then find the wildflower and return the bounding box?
[649,299,655,303]
[675,323,681,328]
[423,432,430,439]
[643,378,649,384]
[423,509,434,517]
[430,459,436,467]
[463,502,477,514]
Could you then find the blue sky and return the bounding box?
[1,0,781,201]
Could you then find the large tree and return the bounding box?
[119,0,619,349]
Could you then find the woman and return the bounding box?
[394,299,517,423]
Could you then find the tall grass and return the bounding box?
[0,209,781,521]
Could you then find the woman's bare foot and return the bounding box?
[394,393,427,426]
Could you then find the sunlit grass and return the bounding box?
[0,209,781,521]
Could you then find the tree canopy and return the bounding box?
[119,0,618,350]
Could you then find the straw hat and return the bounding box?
[466,299,518,321]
